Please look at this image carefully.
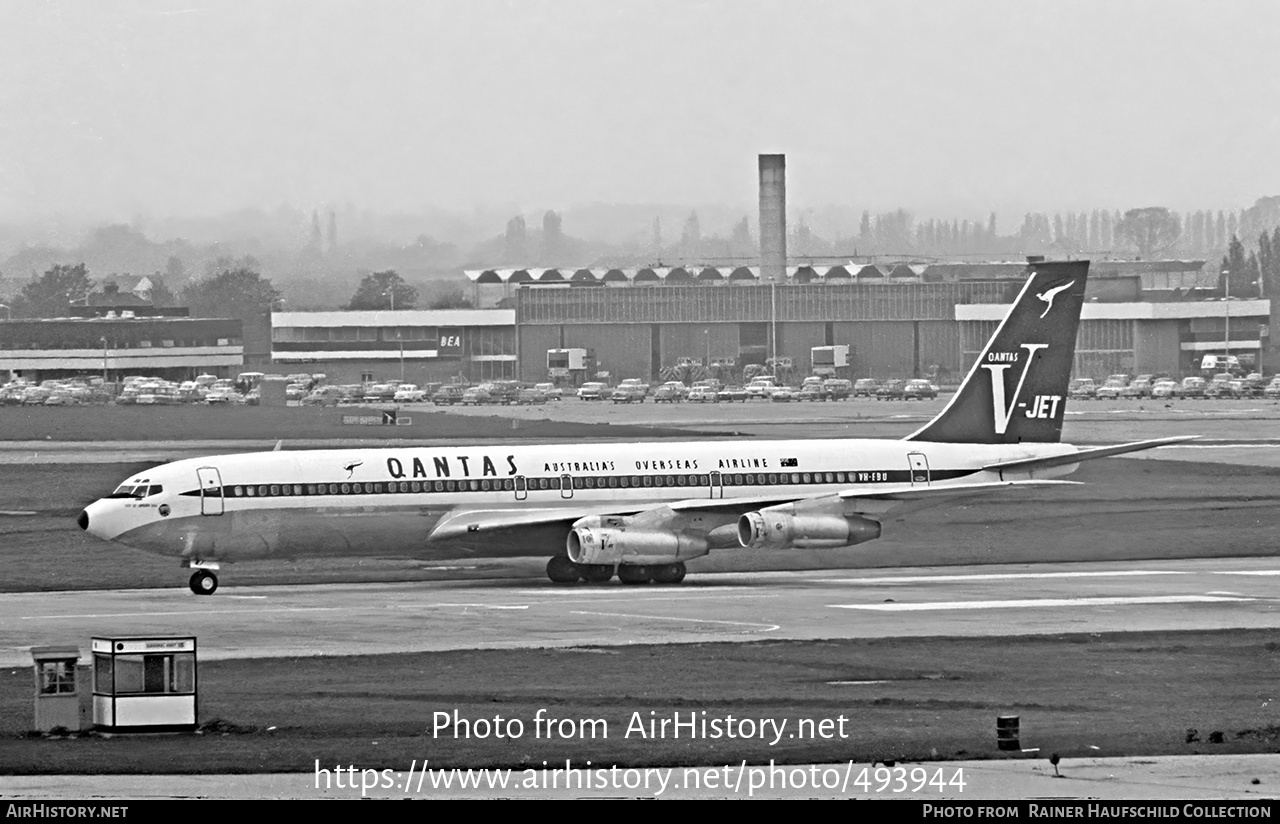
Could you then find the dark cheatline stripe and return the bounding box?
[176,467,982,500]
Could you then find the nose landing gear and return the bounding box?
[186,560,221,595]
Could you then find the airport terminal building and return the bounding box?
[269,309,516,385]
[0,311,244,383]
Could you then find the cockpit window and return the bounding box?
[107,484,163,500]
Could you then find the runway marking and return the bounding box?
[828,680,890,685]
[1220,571,1280,576]
[571,610,780,632]
[831,595,1255,611]
[386,603,529,610]
[829,571,1188,584]
[0,511,37,516]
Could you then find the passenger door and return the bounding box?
[907,453,931,486]
[196,467,224,515]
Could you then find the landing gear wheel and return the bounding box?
[617,565,653,585]
[651,562,686,584]
[577,564,615,583]
[546,554,583,584]
[189,570,218,595]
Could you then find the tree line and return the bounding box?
[0,259,473,321]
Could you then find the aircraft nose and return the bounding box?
[77,510,89,531]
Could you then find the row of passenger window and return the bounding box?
[208,471,873,499]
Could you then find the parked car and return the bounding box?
[1068,378,1096,399]
[393,384,428,402]
[303,386,345,406]
[460,387,491,405]
[902,379,938,400]
[577,382,611,401]
[822,379,853,401]
[771,386,800,402]
[515,388,548,405]
[853,378,879,398]
[1181,376,1207,399]
[718,385,749,403]
[431,385,467,405]
[610,384,646,403]
[745,378,778,400]
[795,383,824,402]
[659,381,689,400]
[532,383,563,401]
[1094,379,1128,400]
[1151,379,1181,399]
[617,378,650,397]
[652,384,682,403]
[1204,373,1239,399]
[1264,377,1280,399]
[687,385,719,403]
[874,379,905,400]
[1120,378,1153,399]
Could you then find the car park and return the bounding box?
[902,379,938,400]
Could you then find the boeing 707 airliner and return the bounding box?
[79,260,1189,593]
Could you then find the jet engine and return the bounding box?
[737,504,881,550]
[567,514,710,566]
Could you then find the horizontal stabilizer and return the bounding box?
[982,436,1199,473]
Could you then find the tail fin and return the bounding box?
[907,259,1088,444]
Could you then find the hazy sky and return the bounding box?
[2,0,1278,225]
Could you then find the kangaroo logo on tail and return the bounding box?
[1037,280,1076,318]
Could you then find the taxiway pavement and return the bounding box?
[3,556,1278,668]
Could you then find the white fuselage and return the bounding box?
[80,437,1080,564]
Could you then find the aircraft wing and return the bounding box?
[428,479,1086,543]
[428,505,629,542]
[428,494,810,542]
[981,436,1198,474]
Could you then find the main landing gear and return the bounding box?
[545,555,686,585]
